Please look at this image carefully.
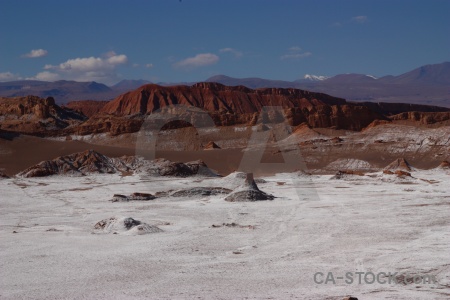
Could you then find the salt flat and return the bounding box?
[0,170,449,299]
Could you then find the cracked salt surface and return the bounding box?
[0,169,449,299]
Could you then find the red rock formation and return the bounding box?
[65,100,110,117]
[389,111,450,125]
[100,82,381,131]
[0,96,86,134]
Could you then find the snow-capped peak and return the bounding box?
[365,74,378,79]
[303,74,329,81]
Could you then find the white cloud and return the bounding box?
[32,71,61,81]
[36,52,128,84]
[22,49,48,58]
[280,46,312,60]
[288,46,302,52]
[281,52,312,60]
[219,48,243,58]
[145,63,154,68]
[0,72,19,81]
[173,53,219,69]
[352,15,368,23]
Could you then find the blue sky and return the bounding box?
[1,0,449,85]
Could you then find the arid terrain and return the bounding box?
[0,82,449,299]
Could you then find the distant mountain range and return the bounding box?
[0,79,152,104]
[0,62,448,107]
[205,62,450,108]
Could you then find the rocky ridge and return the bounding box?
[16,150,216,178]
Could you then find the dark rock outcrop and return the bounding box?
[16,150,123,177]
[111,193,155,202]
[171,187,232,197]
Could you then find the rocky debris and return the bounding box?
[211,222,256,229]
[384,158,413,172]
[111,193,155,202]
[331,170,365,179]
[343,297,358,300]
[64,100,109,117]
[204,141,221,150]
[224,173,274,202]
[171,187,232,197]
[0,96,86,134]
[94,216,162,235]
[0,170,9,179]
[437,160,450,169]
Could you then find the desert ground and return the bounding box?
[1,165,449,299]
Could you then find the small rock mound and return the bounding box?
[204,141,221,150]
[94,217,162,235]
[225,173,274,202]
[111,193,155,202]
[384,158,413,172]
[155,159,217,177]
